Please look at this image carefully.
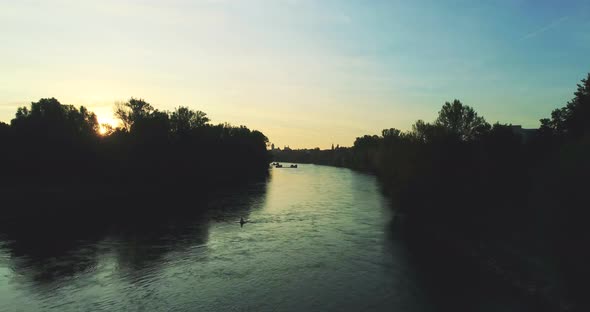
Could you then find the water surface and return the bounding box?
[0,164,531,311]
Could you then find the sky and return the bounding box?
[1,0,589,148]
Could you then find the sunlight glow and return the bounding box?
[0,1,588,148]
[97,115,118,135]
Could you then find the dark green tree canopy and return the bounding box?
[1,96,271,188]
[114,98,172,139]
[251,130,270,148]
[434,99,490,141]
[115,98,155,131]
[410,119,447,143]
[354,135,381,148]
[382,128,402,139]
[544,73,590,139]
[170,106,210,134]
[0,121,10,139]
[10,98,98,139]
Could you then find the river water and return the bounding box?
[0,164,534,311]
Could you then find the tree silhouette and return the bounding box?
[0,121,9,134]
[2,96,271,191]
[115,98,154,131]
[272,73,590,308]
[544,73,590,139]
[382,128,402,139]
[170,106,209,134]
[410,120,449,143]
[11,98,99,140]
[100,123,115,136]
[434,99,490,141]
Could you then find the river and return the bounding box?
[0,164,536,311]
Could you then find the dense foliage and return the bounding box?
[1,97,271,190]
[275,73,590,300]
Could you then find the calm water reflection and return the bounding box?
[0,165,532,311]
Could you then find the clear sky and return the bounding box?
[1,0,589,148]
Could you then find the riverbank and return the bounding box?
[273,159,582,311]
[400,216,576,312]
[0,172,269,219]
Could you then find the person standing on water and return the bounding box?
[240,217,245,227]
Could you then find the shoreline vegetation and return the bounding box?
[0,97,271,213]
[274,73,590,311]
[1,73,588,310]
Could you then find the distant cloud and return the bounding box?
[521,16,569,40]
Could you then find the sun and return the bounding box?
[98,124,110,135]
[97,115,118,135]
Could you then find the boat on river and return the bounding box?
[271,162,298,169]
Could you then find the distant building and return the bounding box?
[510,125,537,143]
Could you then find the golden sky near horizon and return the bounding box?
[1,0,588,149]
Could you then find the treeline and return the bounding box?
[272,147,353,167]
[355,74,589,239]
[0,98,271,194]
[276,74,589,233]
[276,73,590,300]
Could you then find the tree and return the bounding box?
[0,121,10,132]
[353,135,380,148]
[0,122,10,142]
[545,73,590,139]
[434,99,490,141]
[251,130,270,150]
[411,120,447,143]
[11,98,98,139]
[132,110,170,141]
[170,106,209,134]
[564,73,590,137]
[382,128,402,138]
[100,123,115,136]
[78,106,100,135]
[114,98,154,131]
